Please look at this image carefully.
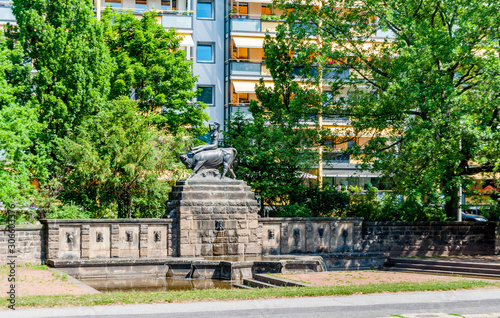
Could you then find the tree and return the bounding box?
[276,0,500,219]
[224,32,337,215]
[0,35,44,210]
[101,9,208,135]
[225,106,316,215]
[56,98,191,218]
[8,0,113,144]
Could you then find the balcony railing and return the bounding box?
[0,1,14,23]
[231,18,261,32]
[230,61,262,76]
[323,152,350,164]
[229,104,253,119]
[162,12,193,30]
[230,15,280,33]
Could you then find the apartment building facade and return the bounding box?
[0,0,384,189]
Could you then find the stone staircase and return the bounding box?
[233,274,313,289]
[385,257,500,280]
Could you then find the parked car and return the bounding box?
[461,212,488,222]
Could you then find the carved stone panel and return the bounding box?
[334,222,354,252]
[262,224,281,254]
[148,226,168,258]
[58,226,81,259]
[284,224,306,253]
[306,222,331,253]
[89,226,111,259]
[118,225,140,258]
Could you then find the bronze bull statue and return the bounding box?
[180,148,237,179]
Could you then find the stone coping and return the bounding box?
[41,219,174,224]
[0,224,43,230]
[320,252,388,259]
[260,217,363,222]
[47,258,170,267]
[364,221,498,226]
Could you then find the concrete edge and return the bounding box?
[259,274,314,287]
[48,268,101,294]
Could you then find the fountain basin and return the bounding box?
[48,252,386,282]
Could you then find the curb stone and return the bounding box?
[378,313,500,318]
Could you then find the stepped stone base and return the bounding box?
[164,171,262,257]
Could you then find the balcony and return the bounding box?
[323,152,350,164]
[230,16,280,33]
[292,66,349,80]
[230,61,263,76]
[0,1,14,23]
[162,12,193,30]
[228,104,253,120]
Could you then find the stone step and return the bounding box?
[386,258,500,279]
[172,185,252,192]
[232,283,255,289]
[169,191,255,201]
[253,274,313,287]
[390,258,500,270]
[242,278,282,288]
[387,267,500,280]
[390,263,500,276]
[176,179,246,186]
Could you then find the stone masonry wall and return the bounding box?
[41,219,175,260]
[496,222,500,255]
[0,225,45,265]
[260,217,364,255]
[362,221,498,257]
[3,220,498,265]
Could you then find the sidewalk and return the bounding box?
[2,288,500,318]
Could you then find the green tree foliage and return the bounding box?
[0,35,44,210]
[8,0,113,143]
[102,9,208,135]
[276,0,500,219]
[56,98,191,218]
[225,107,316,215]
[224,31,342,215]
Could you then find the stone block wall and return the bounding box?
[496,222,500,255]
[167,178,262,257]
[260,217,363,255]
[41,219,174,260]
[0,225,45,264]
[362,221,498,257]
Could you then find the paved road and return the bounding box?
[2,288,500,318]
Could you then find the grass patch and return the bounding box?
[2,279,497,309]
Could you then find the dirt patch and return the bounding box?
[0,266,94,296]
[277,270,464,287]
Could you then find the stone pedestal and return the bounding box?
[165,172,262,257]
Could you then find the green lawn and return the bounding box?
[3,279,498,308]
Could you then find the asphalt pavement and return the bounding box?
[1,288,500,318]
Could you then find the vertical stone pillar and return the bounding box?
[281,222,288,253]
[169,176,261,257]
[140,224,148,258]
[111,224,120,258]
[353,219,363,252]
[495,222,500,255]
[46,222,60,260]
[81,224,90,259]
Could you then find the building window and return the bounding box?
[232,3,248,15]
[196,43,214,63]
[197,0,213,19]
[161,0,176,11]
[105,0,121,8]
[198,86,214,106]
[261,4,272,15]
[135,0,147,10]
